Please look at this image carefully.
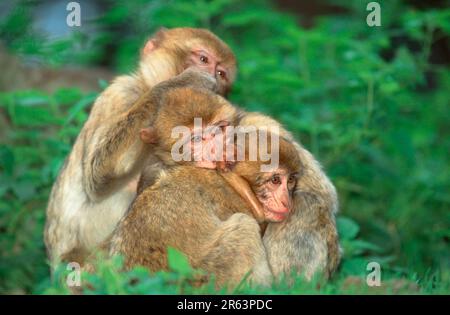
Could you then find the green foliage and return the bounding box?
[0,0,448,294]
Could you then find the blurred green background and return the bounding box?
[0,0,448,294]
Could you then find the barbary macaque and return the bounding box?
[239,113,341,280]
[139,80,341,280]
[133,77,272,223]
[134,80,298,224]
[46,27,340,282]
[44,27,237,267]
[108,88,301,287]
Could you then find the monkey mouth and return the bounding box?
[265,208,290,221]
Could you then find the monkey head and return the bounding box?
[140,27,237,95]
[232,133,301,223]
[148,87,238,167]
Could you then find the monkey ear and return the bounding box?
[142,27,168,55]
[142,40,157,55]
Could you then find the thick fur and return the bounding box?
[45,27,340,282]
[110,166,272,288]
[44,28,236,267]
[239,112,341,279]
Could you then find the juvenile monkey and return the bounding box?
[239,113,340,280]
[135,80,269,223]
[44,27,237,267]
[109,88,301,287]
[150,83,341,281]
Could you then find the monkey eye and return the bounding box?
[199,55,208,63]
[191,135,203,143]
[217,70,226,79]
[288,174,297,184]
[270,175,281,185]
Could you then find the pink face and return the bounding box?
[190,121,232,170]
[256,170,298,222]
[143,35,234,91]
[189,49,230,88]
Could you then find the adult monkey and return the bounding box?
[44,28,237,266]
[45,27,340,279]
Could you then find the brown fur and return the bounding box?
[110,135,301,289]
[238,112,341,280]
[45,27,340,283]
[44,28,237,268]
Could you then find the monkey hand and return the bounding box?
[220,171,266,224]
[178,67,219,93]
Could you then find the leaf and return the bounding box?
[167,247,193,275]
[13,91,50,107]
[53,88,82,106]
[10,105,61,127]
[340,258,369,276]
[64,93,97,125]
[0,146,15,176]
[222,10,270,27]
[337,217,360,240]
[12,180,36,201]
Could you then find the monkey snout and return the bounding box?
[280,197,291,213]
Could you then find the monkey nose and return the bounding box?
[208,67,217,77]
[280,198,291,213]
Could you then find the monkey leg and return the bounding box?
[196,213,273,289]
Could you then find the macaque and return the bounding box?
[44,27,237,267]
[135,82,341,281]
[46,26,340,282]
[133,78,269,223]
[135,82,299,225]
[109,92,301,287]
[239,113,341,280]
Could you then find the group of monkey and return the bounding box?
[43,27,341,289]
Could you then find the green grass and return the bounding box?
[0,0,449,294]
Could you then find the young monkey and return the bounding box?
[108,86,301,288]
[135,74,298,224]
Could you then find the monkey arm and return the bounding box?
[220,171,266,223]
[82,69,219,202]
[82,91,160,202]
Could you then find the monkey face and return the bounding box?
[185,48,232,95]
[190,120,233,170]
[254,169,298,223]
[142,28,237,96]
